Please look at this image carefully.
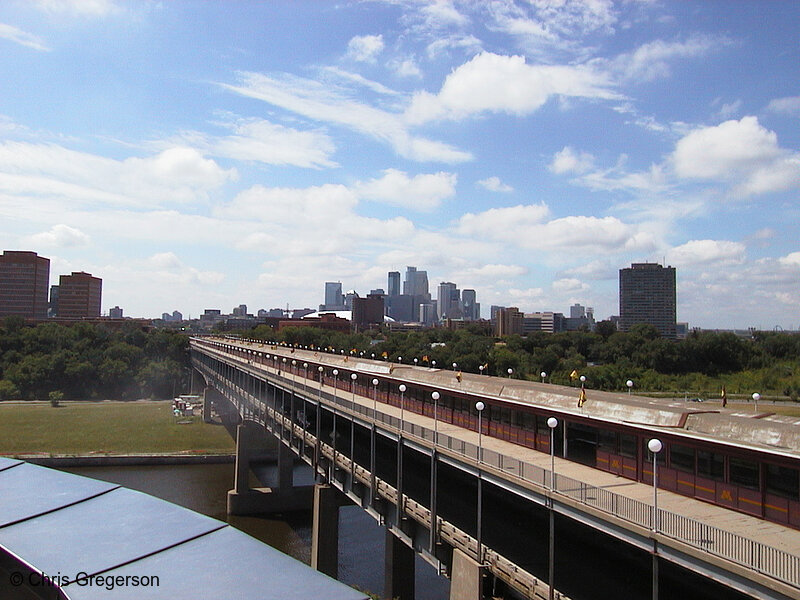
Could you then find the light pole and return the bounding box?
[541,371,547,384]
[507,368,513,378]
[332,369,339,479]
[303,362,308,394]
[648,438,663,531]
[479,365,484,376]
[452,362,458,371]
[414,358,418,367]
[432,391,440,444]
[350,373,357,405]
[476,401,485,462]
[547,417,558,489]
[752,392,761,412]
[372,378,379,420]
[547,416,558,600]
[399,384,407,433]
[627,379,634,395]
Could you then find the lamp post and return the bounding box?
[398,356,402,364]
[479,365,484,376]
[476,401,485,462]
[414,358,418,367]
[303,362,308,394]
[452,362,458,371]
[399,384,407,433]
[350,373,357,406]
[540,371,547,384]
[332,369,339,479]
[432,391,440,444]
[547,417,558,489]
[547,416,558,600]
[752,392,761,412]
[507,368,513,378]
[626,379,634,395]
[372,378,379,420]
[648,438,663,531]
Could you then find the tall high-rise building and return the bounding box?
[403,266,429,298]
[0,251,50,320]
[321,281,346,311]
[387,271,400,297]
[437,282,461,320]
[58,271,102,318]
[462,289,479,320]
[619,263,677,338]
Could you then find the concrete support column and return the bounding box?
[234,422,253,494]
[385,528,415,600]
[312,484,341,579]
[203,385,222,423]
[278,437,294,489]
[449,548,485,600]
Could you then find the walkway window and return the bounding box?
[697,450,724,480]
[619,433,636,458]
[729,457,760,490]
[567,423,598,466]
[670,444,695,473]
[766,464,799,500]
[598,429,617,453]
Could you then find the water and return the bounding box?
[60,462,450,600]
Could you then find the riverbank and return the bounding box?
[0,400,236,456]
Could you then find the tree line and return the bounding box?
[247,322,800,400]
[0,317,190,401]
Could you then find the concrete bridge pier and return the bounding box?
[312,484,347,578]
[227,421,312,515]
[385,527,416,600]
[449,548,486,600]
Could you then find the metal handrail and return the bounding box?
[192,343,800,590]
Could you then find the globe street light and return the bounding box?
[540,371,547,384]
[452,362,458,371]
[432,391,440,444]
[547,417,558,490]
[580,375,586,384]
[648,438,663,531]
[399,384,407,433]
[626,379,634,395]
[507,368,513,378]
[476,401,485,462]
[752,392,761,412]
[479,365,484,376]
[372,378,379,420]
[350,373,357,405]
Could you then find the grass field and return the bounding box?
[0,401,235,456]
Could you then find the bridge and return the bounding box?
[190,336,800,600]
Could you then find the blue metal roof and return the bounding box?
[0,460,368,600]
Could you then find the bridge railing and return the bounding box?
[194,346,800,591]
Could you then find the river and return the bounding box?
[60,462,450,600]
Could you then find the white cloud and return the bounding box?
[779,252,800,267]
[0,23,49,51]
[27,224,90,248]
[393,58,422,78]
[767,96,800,116]
[356,169,457,211]
[552,278,589,294]
[0,142,236,209]
[477,176,513,192]
[346,34,384,63]
[549,146,595,175]
[222,71,473,163]
[34,0,120,17]
[425,34,483,58]
[610,35,723,83]
[405,52,619,125]
[666,239,746,267]
[672,116,800,196]
[213,118,337,169]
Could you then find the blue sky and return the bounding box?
[0,1,798,329]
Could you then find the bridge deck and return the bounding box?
[230,342,800,557]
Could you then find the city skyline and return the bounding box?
[0,2,798,329]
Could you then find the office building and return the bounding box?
[494,307,523,336]
[462,289,479,320]
[352,294,385,331]
[109,306,123,319]
[619,262,677,338]
[0,251,50,320]
[403,266,429,298]
[437,282,462,320]
[321,281,346,312]
[387,271,400,297]
[57,271,102,319]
